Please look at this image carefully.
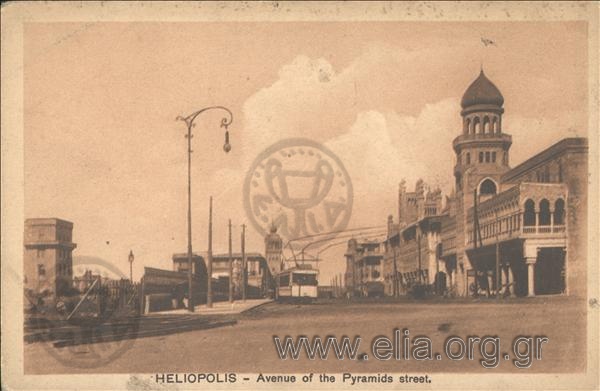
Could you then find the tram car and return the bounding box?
[276,266,319,302]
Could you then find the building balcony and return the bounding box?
[466,182,568,249]
[452,133,512,152]
[522,225,566,234]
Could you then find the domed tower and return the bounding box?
[264,222,283,276]
[451,70,513,297]
[453,70,512,202]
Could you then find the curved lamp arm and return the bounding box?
[177,106,234,152]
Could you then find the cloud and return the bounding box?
[26,40,587,282]
[235,50,586,280]
[324,100,459,230]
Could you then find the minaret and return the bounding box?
[453,69,512,205]
[264,222,283,276]
[452,70,512,296]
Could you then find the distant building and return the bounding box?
[24,218,77,303]
[398,179,443,224]
[171,251,270,298]
[172,253,207,280]
[379,70,588,298]
[344,239,384,297]
[211,253,270,298]
[383,211,442,297]
[264,223,283,276]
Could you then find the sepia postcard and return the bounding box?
[1,1,599,390]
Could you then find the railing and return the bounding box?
[467,210,566,247]
[453,133,512,150]
[522,225,565,235]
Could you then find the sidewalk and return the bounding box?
[150,298,272,316]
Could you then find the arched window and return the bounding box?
[466,152,471,164]
[465,118,471,135]
[479,179,497,195]
[539,199,551,226]
[554,199,565,225]
[492,117,499,133]
[473,117,481,134]
[523,199,536,226]
[483,117,490,134]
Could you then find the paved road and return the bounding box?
[24,296,586,374]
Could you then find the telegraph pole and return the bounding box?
[473,189,479,297]
[393,248,399,297]
[435,244,440,295]
[186,119,194,312]
[417,228,422,285]
[495,209,501,300]
[228,219,234,303]
[241,224,247,302]
[207,196,213,308]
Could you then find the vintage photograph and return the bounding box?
[2,2,598,390]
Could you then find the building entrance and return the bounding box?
[535,247,566,295]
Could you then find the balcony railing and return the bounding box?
[453,133,512,151]
[522,225,565,234]
[467,212,566,247]
[465,182,568,248]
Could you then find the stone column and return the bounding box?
[497,263,503,295]
[526,258,536,297]
[505,265,515,296]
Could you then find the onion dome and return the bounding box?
[461,70,504,108]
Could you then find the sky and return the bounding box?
[24,21,588,283]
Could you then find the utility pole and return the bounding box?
[417,228,422,285]
[207,196,213,308]
[228,219,234,303]
[473,189,479,297]
[177,106,233,312]
[435,244,440,295]
[495,209,501,300]
[186,119,194,312]
[241,223,247,302]
[351,255,356,298]
[392,247,398,297]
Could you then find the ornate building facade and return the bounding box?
[377,70,588,298]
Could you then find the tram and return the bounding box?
[275,266,319,302]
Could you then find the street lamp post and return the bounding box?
[128,250,134,282]
[177,106,233,312]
